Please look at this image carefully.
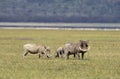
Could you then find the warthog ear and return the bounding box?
[46,47,50,51]
[44,46,46,49]
[79,40,82,42]
[79,40,85,42]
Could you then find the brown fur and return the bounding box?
[23,44,51,58]
[64,40,89,59]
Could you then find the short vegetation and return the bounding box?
[0,29,120,79]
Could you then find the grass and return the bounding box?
[0,29,120,79]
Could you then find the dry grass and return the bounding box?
[0,29,120,79]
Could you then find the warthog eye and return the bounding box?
[81,43,88,48]
[81,44,83,47]
[86,44,88,47]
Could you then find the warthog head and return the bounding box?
[79,40,90,52]
[44,46,51,58]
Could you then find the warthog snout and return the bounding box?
[47,54,51,58]
[79,46,90,52]
[79,40,89,52]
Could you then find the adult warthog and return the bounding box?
[64,40,90,59]
[23,43,51,58]
[55,47,64,58]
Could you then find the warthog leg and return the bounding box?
[74,53,78,59]
[73,54,76,58]
[63,53,69,60]
[77,53,80,59]
[67,54,69,59]
[38,52,42,58]
[81,53,85,59]
[73,52,80,59]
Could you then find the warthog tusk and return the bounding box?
[79,47,90,52]
[88,46,90,50]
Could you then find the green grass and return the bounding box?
[0,29,120,79]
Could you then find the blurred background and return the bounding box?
[0,0,120,23]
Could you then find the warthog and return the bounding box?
[64,40,90,59]
[23,43,51,58]
[55,47,64,58]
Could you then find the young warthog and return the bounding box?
[55,47,64,58]
[64,40,90,59]
[23,43,51,58]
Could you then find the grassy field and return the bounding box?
[0,29,120,79]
